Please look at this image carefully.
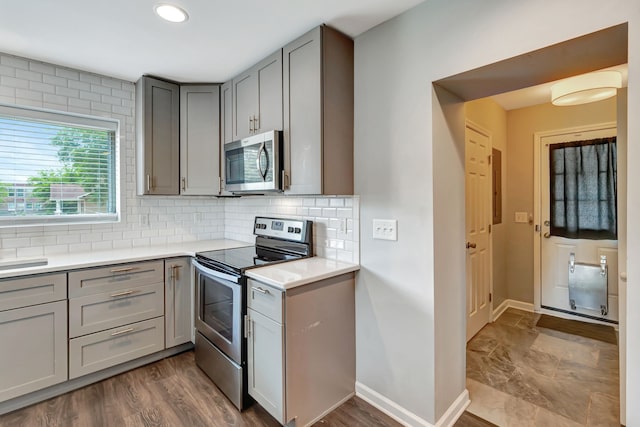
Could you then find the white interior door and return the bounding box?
[466,124,491,341]
[540,126,619,322]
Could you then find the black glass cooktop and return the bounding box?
[196,246,302,275]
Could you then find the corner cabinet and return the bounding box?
[179,85,221,195]
[232,50,283,140]
[136,76,180,195]
[283,25,354,195]
[0,273,68,403]
[246,273,355,426]
[164,257,192,347]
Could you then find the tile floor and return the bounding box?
[466,308,620,426]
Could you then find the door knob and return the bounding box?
[466,242,476,249]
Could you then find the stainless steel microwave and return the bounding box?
[223,130,282,193]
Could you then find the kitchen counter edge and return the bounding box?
[245,257,360,290]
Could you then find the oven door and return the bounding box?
[224,130,280,193]
[193,260,243,364]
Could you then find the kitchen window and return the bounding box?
[0,104,119,226]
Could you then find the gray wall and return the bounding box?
[354,0,640,424]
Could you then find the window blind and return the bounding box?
[0,104,118,225]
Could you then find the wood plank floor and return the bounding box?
[0,350,491,426]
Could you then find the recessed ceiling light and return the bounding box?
[154,4,189,23]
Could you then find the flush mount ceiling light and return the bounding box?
[154,4,189,23]
[551,71,622,106]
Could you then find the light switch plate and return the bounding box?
[515,212,528,223]
[373,219,398,241]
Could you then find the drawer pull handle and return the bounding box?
[252,286,270,295]
[110,267,136,273]
[110,290,137,298]
[111,328,134,337]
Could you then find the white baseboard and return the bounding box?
[356,382,432,426]
[492,299,534,320]
[434,389,470,427]
[355,383,470,427]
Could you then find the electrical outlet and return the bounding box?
[193,212,202,222]
[373,219,397,241]
[139,214,149,226]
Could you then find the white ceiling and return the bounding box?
[0,0,424,83]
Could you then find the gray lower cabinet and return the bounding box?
[69,316,164,379]
[282,25,354,195]
[0,271,68,403]
[68,260,166,379]
[165,257,192,348]
[180,85,221,195]
[136,76,180,195]
[246,274,355,426]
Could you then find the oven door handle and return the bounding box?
[192,259,240,284]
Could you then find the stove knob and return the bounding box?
[294,227,301,234]
[287,226,294,233]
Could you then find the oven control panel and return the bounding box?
[254,217,310,243]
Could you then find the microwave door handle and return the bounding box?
[256,142,267,181]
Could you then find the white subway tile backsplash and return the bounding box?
[0,52,359,264]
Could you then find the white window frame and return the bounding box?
[0,104,120,227]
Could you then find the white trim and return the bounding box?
[532,122,617,313]
[355,382,471,427]
[434,389,470,427]
[492,299,535,320]
[537,306,619,329]
[356,382,432,426]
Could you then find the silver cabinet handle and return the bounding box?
[169,264,183,281]
[249,116,254,133]
[111,328,134,337]
[146,174,151,191]
[110,290,137,298]
[282,170,289,190]
[110,266,136,273]
[466,242,477,249]
[252,286,270,295]
[181,177,186,191]
[253,115,259,132]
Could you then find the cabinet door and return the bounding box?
[247,308,285,423]
[137,77,180,195]
[220,81,234,195]
[180,85,220,195]
[255,51,283,133]
[232,71,256,140]
[0,301,67,402]
[165,257,192,348]
[283,27,323,195]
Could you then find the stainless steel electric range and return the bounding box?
[192,216,313,410]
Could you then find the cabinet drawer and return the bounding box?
[69,260,164,297]
[247,279,283,322]
[0,300,68,402]
[69,282,164,338]
[69,316,164,379]
[0,273,66,312]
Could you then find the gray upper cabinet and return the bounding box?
[180,85,220,195]
[283,25,354,195]
[221,81,233,145]
[232,50,283,140]
[136,76,180,195]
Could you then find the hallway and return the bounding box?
[466,308,619,426]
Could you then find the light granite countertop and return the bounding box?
[245,257,359,290]
[0,239,251,279]
[0,240,360,287]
